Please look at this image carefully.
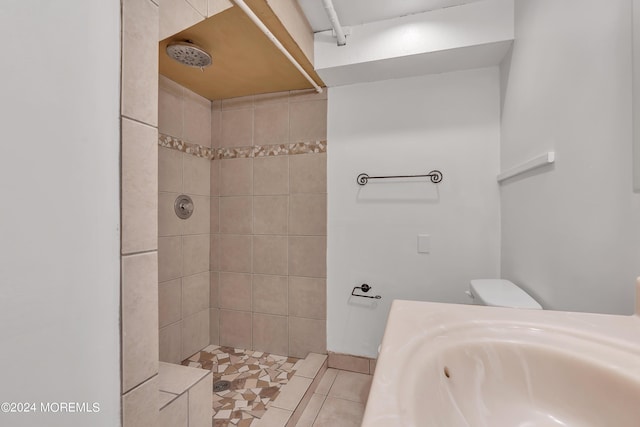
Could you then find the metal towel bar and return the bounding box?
[357,170,443,185]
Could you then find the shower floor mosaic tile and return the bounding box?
[182,345,300,426]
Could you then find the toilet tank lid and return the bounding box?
[470,279,542,309]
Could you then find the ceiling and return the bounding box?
[297,0,484,32]
[159,3,323,100]
[160,0,489,100]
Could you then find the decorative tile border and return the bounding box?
[159,134,326,161]
[159,134,216,160]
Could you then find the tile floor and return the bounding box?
[181,345,373,427]
[295,368,373,427]
[182,345,300,426]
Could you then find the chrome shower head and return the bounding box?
[166,41,212,68]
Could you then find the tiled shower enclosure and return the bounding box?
[158,76,328,363]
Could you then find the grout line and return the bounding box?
[309,393,328,426]
[121,114,158,130]
[121,249,157,257]
[123,372,158,396]
[183,0,206,19]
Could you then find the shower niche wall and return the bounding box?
[157,75,328,364]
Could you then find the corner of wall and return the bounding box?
[121,0,161,425]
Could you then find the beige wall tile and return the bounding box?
[210,197,219,233]
[183,155,210,196]
[219,309,252,349]
[211,108,222,148]
[256,407,292,427]
[159,321,182,363]
[296,393,326,426]
[313,397,364,427]
[253,156,289,195]
[159,391,176,409]
[289,317,326,358]
[185,0,207,23]
[122,377,159,427]
[182,271,210,317]
[252,313,288,356]
[289,276,326,320]
[328,371,372,404]
[327,353,370,375]
[293,352,326,379]
[253,196,288,235]
[221,95,254,110]
[369,359,377,375]
[122,253,159,393]
[289,153,326,194]
[288,386,316,427]
[159,147,182,193]
[210,271,219,307]
[122,0,158,127]
[288,236,326,278]
[254,91,290,106]
[252,274,287,316]
[183,88,211,147]
[159,361,210,393]
[315,368,338,395]
[122,118,158,254]
[272,375,312,411]
[220,196,253,234]
[210,308,219,344]
[289,194,327,236]
[182,195,210,235]
[220,158,253,196]
[289,100,327,142]
[207,0,233,17]
[209,234,219,271]
[159,391,187,427]
[210,159,220,196]
[159,0,204,41]
[221,108,252,147]
[219,234,252,273]
[159,192,182,237]
[188,374,213,427]
[181,309,210,359]
[219,272,252,311]
[298,370,328,424]
[158,75,183,138]
[182,234,209,276]
[253,235,288,275]
[254,103,289,145]
[159,236,182,282]
[267,0,314,66]
[159,278,182,328]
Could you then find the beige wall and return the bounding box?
[211,90,328,358]
[158,77,328,363]
[158,76,213,364]
[121,0,160,425]
[159,0,233,41]
[121,0,324,425]
[266,0,314,63]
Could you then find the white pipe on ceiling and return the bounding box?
[322,0,347,46]
[231,0,323,93]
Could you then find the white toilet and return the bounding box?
[467,279,542,310]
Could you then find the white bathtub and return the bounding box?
[362,280,640,427]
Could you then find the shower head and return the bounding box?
[166,41,212,68]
